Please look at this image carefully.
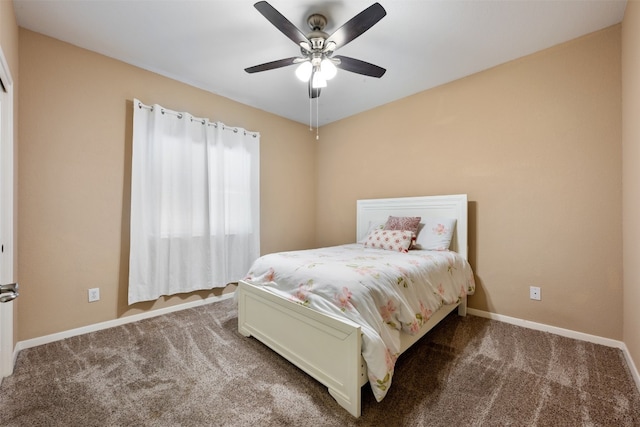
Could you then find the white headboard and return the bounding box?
[356,194,468,260]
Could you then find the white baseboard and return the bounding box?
[14,293,235,356]
[621,343,640,394]
[467,308,640,393]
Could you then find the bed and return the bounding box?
[236,194,475,417]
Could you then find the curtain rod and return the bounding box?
[136,100,259,138]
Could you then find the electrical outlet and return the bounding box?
[530,286,541,301]
[88,288,100,302]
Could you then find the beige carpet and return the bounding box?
[1,296,639,426]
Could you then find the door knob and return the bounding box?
[0,282,18,303]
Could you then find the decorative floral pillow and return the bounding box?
[363,229,414,253]
[383,216,421,234]
[414,218,457,250]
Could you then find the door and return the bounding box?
[0,46,16,379]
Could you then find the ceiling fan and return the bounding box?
[245,1,387,99]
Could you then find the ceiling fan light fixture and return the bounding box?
[295,61,312,82]
[320,58,337,80]
[299,41,311,52]
[311,70,327,88]
[323,41,337,53]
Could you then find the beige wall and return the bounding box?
[623,1,640,376]
[17,29,317,340]
[0,0,19,347]
[318,26,623,340]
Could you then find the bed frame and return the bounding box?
[237,194,469,417]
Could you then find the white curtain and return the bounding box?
[128,99,260,304]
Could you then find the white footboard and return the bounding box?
[237,281,467,418]
[237,280,366,417]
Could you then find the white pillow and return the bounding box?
[358,220,386,243]
[414,218,456,251]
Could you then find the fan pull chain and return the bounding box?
[309,96,313,132]
[308,94,320,140]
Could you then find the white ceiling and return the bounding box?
[13,0,627,127]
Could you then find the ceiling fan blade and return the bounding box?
[333,55,386,78]
[245,57,299,73]
[254,1,310,46]
[325,3,386,49]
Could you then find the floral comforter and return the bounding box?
[243,243,476,402]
